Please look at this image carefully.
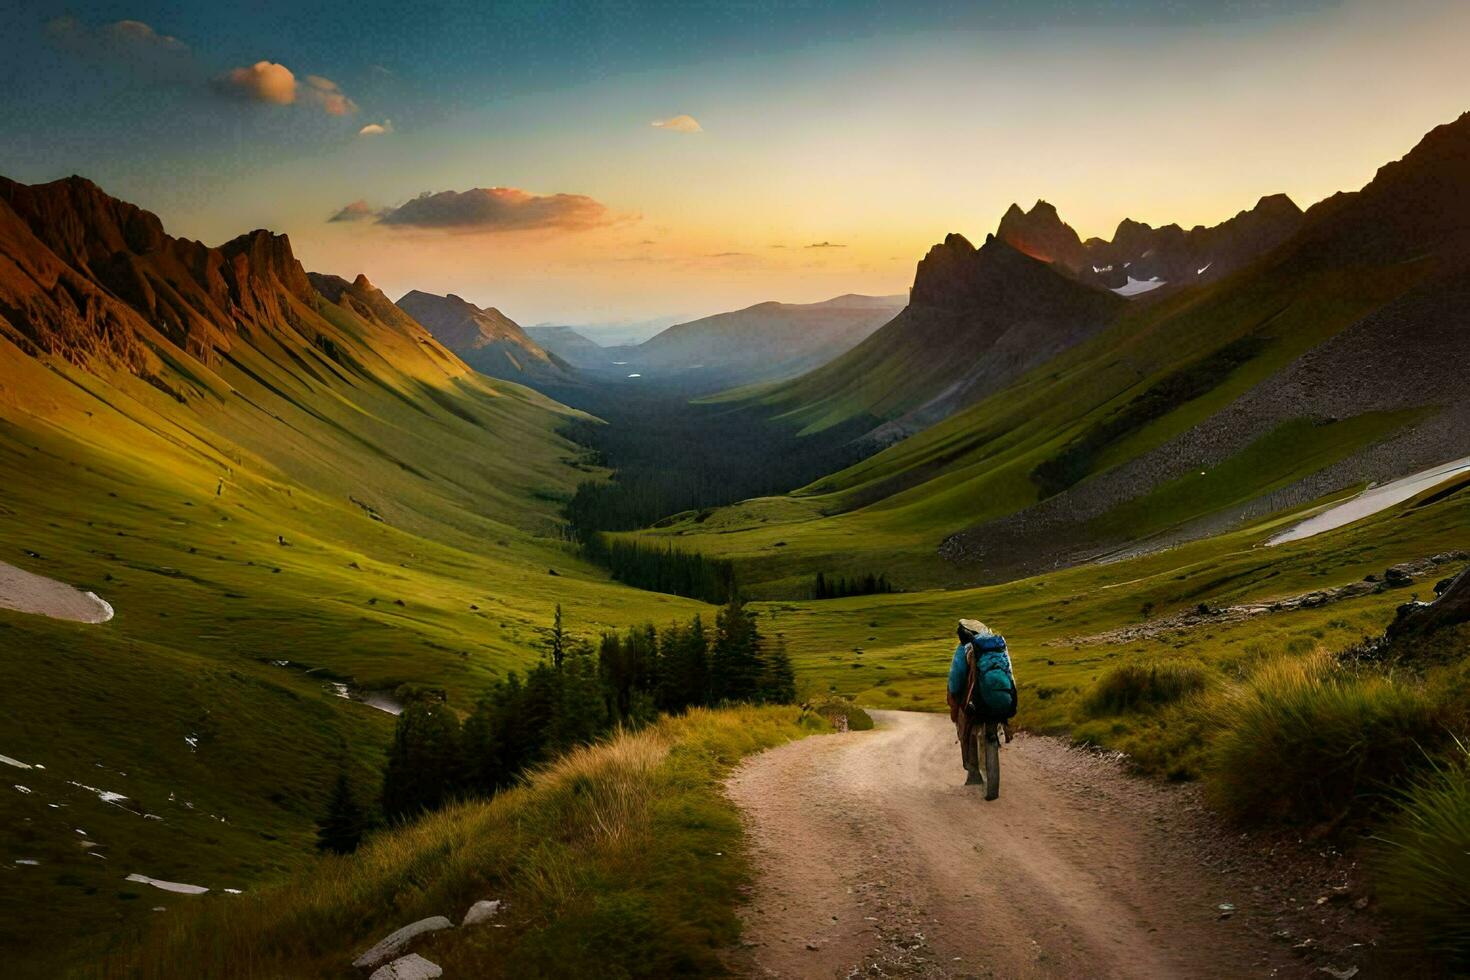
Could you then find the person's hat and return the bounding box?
[958,618,990,637]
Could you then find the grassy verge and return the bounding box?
[1376,738,1470,967]
[90,706,823,979]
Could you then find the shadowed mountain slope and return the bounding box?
[395,289,574,385]
[733,236,1124,441]
[524,323,611,369]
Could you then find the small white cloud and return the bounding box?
[358,120,393,136]
[651,114,702,134]
[217,61,297,105]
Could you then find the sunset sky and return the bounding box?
[4,0,1469,328]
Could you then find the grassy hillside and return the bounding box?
[90,706,822,979]
[0,181,708,975]
[643,115,1470,595]
[732,466,1467,720]
[638,257,1435,593]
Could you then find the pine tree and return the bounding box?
[381,700,463,822]
[551,640,609,749]
[316,770,367,854]
[711,594,763,703]
[759,633,797,705]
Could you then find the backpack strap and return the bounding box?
[962,642,978,713]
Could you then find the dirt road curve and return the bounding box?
[728,711,1302,979]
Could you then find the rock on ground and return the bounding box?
[368,953,442,980]
[352,916,452,969]
[462,899,502,926]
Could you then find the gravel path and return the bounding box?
[728,711,1379,979]
[0,560,113,623]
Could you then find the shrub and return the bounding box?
[1375,740,1470,967]
[805,695,874,732]
[1208,652,1451,826]
[1082,658,1210,716]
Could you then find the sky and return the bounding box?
[3,0,1469,329]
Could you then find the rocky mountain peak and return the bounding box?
[996,200,1087,271]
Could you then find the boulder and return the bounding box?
[462,899,502,926]
[368,954,442,980]
[352,916,452,969]
[1383,565,1414,587]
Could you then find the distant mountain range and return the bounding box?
[395,290,574,384]
[687,109,1470,585]
[523,325,610,369]
[997,193,1305,296]
[525,294,906,390]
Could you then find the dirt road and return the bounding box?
[728,711,1333,979]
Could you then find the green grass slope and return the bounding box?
[93,706,822,980]
[0,178,707,974]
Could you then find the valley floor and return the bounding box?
[728,711,1382,979]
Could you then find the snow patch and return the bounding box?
[85,592,115,622]
[67,780,130,807]
[125,873,209,895]
[1,754,33,770]
[13,785,31,794]
[1268,454,1470,545]
[1112,276,1166,297]
[1196,262,1212,275]
[626,373,642,379]
[15,859,39,866]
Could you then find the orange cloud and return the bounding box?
[213,63,357,114]
[217,61,296,105]
[353,187,615,232]
[651,114,702,134]
[328,200,378,222]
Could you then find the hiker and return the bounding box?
[946,618,1017,786]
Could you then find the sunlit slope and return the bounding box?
[0,176,703,971]
[638,111,1470,591]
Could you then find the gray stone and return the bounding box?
[352,916,452,968]
[462,898,502,926]
[368,953,443,980]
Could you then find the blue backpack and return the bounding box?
[964,635,1017,721]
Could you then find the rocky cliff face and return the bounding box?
[0,175,324,371]
[995,201,1089,271]
[995,191,1305,294]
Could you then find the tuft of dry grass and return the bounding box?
[1376,739,1470,967]
[1207,651,1453,826]
[89,706,820,980]
[1081,657,1211,717]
